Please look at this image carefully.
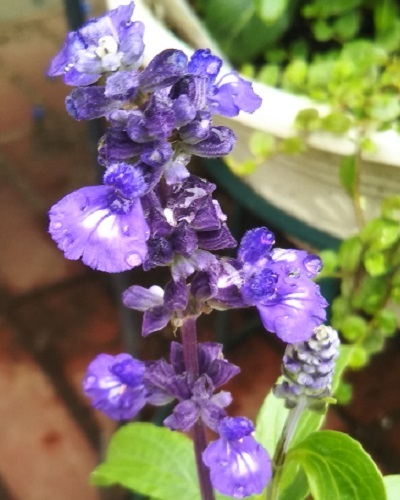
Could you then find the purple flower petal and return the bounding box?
[139,49,188,93]
[122,285,164,311]
[203,416,272,498]
[83,353,146,420]
[164,399,198,432]
[209,71,262,117]
[48,185,149,272]
[182,126,236,157]
[66,86,118,120]
[142,306,171,336]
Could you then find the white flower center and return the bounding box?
[95,36,119,59]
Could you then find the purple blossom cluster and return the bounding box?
[47,3,330,498]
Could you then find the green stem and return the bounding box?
[267,397,307,500]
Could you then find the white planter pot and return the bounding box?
[108,0,400,241]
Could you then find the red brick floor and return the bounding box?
[0,5,399,500]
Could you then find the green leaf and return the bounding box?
[348,345,369,369]
[368,93,400,122]
[338,236,363,272]
[255,0,289,23]
[279,463,309,500]
[363,250,390,277]
[282,59,308,90]
[321,112,352,134]
[91,423,200,500]
[318,249,338,275]
[257,64,280,86]
[333,10,361,40]
[341,315,367,342]
[375,308,398,336]
[381,195,400,222]
[352,276,387,314]
[360,218,400,250]
[249,131,277,158]
[256,380,289,456]
[203,0,292,65]
[294,108,321,132]
[384,475,400,500]
[288,431,386,500]
[339,156,356,196]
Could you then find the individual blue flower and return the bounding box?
[48,3,144,85]
[83,353,146,420]
[239,227,327,343]
[143,342,240,432]
[202,416,272,498]
[122,281,188,336]
[48,163,152,273]
[187,49,262,117]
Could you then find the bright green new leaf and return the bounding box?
[91,422,200,500]
[383,475,400,500]
[339,155,356,196]
[288,431,386,500]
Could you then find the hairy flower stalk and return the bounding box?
[268,325,340,500]
[47,3,330,498]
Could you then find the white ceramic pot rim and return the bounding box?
[108,0,400,168]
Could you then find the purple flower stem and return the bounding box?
[181,317,215,500]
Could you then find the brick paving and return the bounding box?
[0,3,399,500]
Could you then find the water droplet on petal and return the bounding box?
[52,221,62,230]
[122,225,130,236]
[304,255,322,277]
[62,234,75,250]
[126,252,142,267]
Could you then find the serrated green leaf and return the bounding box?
[339,156,356,196]
[91,423,200,500]
[383,475,400,500]
[288,431,386,500]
